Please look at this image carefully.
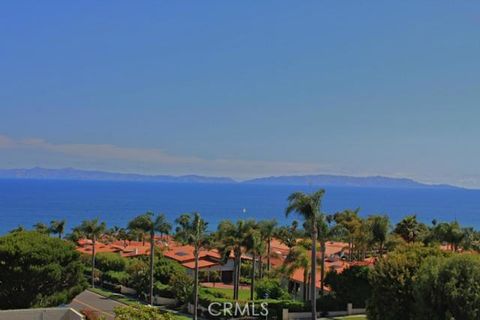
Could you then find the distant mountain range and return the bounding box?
[244,174,456,189]
[0,167,458,189]
[0,167,236,184]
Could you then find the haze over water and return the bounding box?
[1,179,479,235]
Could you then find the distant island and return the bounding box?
[0,167,459,189]
[0,167,236,184]
[245,175,457,189]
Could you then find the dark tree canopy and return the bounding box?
[325,265,371,308]
[367,244,443,320]
[415,254,480,320]
[0,231,86,309]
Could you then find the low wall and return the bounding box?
[0,307,85,320]
[287,304,366,320]
[119,285,137,295]
[153,296,177,306]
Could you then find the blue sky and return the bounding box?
[1,1,480,187]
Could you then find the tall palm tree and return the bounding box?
[216,219,255,300]
[258,219,278,273]
[334,208,362,261]
[286,189,325,320]
[175,212,209,320]
[50,219,66,239]
[128,212,170,305]
[282,239,313,301]
[75,218,106,288]
[245,227,265,300]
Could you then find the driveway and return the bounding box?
[69,290,124,320]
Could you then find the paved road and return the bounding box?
[69,290,123,320]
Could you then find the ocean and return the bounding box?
[0,179,479,235]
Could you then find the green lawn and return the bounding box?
[202,286,252,300]
[88,287,191,320]
[332,316,367,320]
[88,287,141,306]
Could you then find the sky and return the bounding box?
[1,1,480,187]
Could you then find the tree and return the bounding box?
[128,212,171,305]
[216,219,255,300]
[0,231,86,309]
[245,226,265,300]
[276,220,300,249]
[117,227,129,247]
[368,215,390,256]
[175,212,209,320]
[286,189,325,319]
[33,222,50,234]
[302,213,333,296]
[431,221,465,251]
[324,266,371,308]
[393,215,428,243]
[415,254,480,320]
[282,239,313,301]
[156,214,172,240]
[367,244,443,320]
[75,218,106,288]
[333,208,362,261]
[50,219,66,239]
[255,278,289,300]
[258,219,278,273]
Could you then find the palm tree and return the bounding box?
[276,220,300,249]
[282,239,313,301]
[33,222,50,234]
[368,215,390,256]
[128,212,170,305]
[155,213,172,241]
[128,215,150,246]
[216,219,255,300]
[75,218,106,288]
[245,227,265,300]
[50,219,66,239]
[286,189,325,319]
[117,227,129,247]
[334,208,362,261]
[175,212,209,320]
[258,219,278,273]
[394,215,427,243]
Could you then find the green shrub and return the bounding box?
[367,244,444,320]
[316,293,345,312]
[154,282,175,299]
[0,231,87,309]
[155,254,187,284]
[95,252,127,272]
[169,272,193,304]
[324,265,371,308]
[102,270,130,285]
[255,278,289,300]
[114,304,176,320]
[126,258,149,297]
[415,254,480,320]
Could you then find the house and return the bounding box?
[76,237,238,282]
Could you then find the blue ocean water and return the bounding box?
[0,179,479,235]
